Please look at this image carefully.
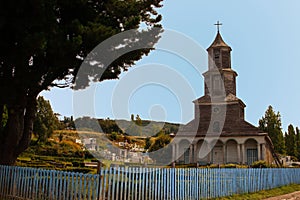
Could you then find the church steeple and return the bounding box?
[203,22,237,96]
[207,24,232,70]
[208,31,231,49]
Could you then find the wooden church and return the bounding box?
[172,24,276,166]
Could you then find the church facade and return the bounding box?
[172,28,274,165]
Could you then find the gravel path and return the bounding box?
[264,191,300,200]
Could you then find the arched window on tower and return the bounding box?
[213,121,220,133]
[213,75,222,95]
[214,49,220,66]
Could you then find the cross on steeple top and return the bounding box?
[214,21,223,32]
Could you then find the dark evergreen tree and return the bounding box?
[296,127,300,159]
[285,124,297,157]
[259,105,286,154]
[63,116,75,129]
[0,0,163,165]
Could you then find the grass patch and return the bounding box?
[212,184,300,200]
[16,131,97,173]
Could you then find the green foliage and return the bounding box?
[284,126,300,160]
[223,164,238,168]
[64,167,94,174]
[259,105,286,154]
[285,124,297,157]
[33,96,60,143]
[149,131,171,152]
[145,137,152,150]
[63,116,75,129]
[75,117,124,133]
[0,0,163,165]
[58,132,64,142]
[135,115,142,126]
[212,184,300,200]
[251,160,269,168]
[17,130,100,173]
[98,118,123,133]
[296,127,300,160]
[108,131,123,142]
[0,0,163,92]
[0,105,8,131]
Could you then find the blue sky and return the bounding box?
[41,0,300,131]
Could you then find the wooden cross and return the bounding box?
[214,21,223,32]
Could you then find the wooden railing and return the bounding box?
[1,165,300,199]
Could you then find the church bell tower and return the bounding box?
[176,22,271,166]
[204,21,238,97]
[193,21,248,135]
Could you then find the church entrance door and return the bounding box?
[247,149,258,165]
[212,146,224,164]
[184,148,190,164]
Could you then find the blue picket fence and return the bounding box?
[1,165,300,200]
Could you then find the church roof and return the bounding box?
[224,93,240,102]
[194,93,245,106]
[207,31,231,50]
[179,119,265,137]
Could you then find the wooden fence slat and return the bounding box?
[120,168,124,200]
[126,167,131,200]
[151,169,155,200]
[145,168,148,200]
[3,165,300,199]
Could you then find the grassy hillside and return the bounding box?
[17,130,99,174]
[16,119,180,173]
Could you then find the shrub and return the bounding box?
[65,167,94,174]
[72,161,85,167]
[251,160,268,168]
[224,163,237,168]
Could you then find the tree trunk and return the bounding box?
[0,96,36,165]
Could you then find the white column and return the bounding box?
[208,143,212,164]
[176,143,180,163]
[223,144,226,164]
[257,143,261,160]
[241,143,245,164]
[194,143,198,163]
[261,143,266,160]
[189,144,194,163]
[172,144,176,162]
[237,144,241,164]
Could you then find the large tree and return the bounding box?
[259,105,285,154]
[285,124,297,157]
[33,96,60,143]
[0,0,163,165]
[296,127,300,160]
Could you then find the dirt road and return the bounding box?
[264,191,300,200]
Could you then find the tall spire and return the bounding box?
[214,21,223,32]
[208,21,231,50]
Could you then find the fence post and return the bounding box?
[97,162,102,200]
